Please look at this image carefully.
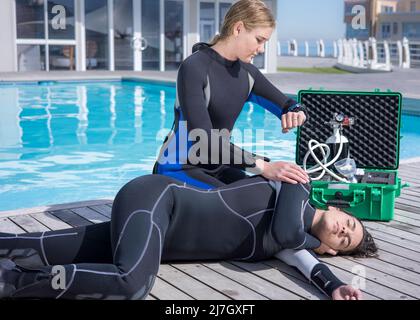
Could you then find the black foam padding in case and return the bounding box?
[296,92,401,169]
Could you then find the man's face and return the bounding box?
[315,207,364,253]
[234,23,273,63]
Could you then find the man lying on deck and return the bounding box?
[0,174,377,300]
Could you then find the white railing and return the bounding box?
[277,37,420,69]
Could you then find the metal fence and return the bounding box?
[278,38,420,69]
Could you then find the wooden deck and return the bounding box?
[1,162,420,300]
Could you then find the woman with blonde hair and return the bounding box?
[154,0,310,188]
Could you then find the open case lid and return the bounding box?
[295,90,403,170]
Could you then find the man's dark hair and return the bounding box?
[341,212,378,258]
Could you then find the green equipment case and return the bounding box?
[295,89,409,221]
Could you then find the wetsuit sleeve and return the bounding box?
[177,60,265,170]
[275,249,345,298]
[246,64,308,121]
[271,182,321,250]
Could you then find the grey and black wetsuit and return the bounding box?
[153,43,307,189]
[0,175,343,300]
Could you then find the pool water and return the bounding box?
[0,80,419,211]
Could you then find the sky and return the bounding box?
[277,0,347,41]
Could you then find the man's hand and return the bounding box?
[314,243,338,256]
[282,111,306,133]
[332,285,363,300]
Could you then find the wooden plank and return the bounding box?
[49,209,92,228]
[319,256,420,299]
[395,203,420,214]
[150,277,193,300]
[401,185,420,192]
[263,259,380,300]
[204,262,303,300]
[378,220,420,236]
[394,209,420,221]
[398,193,420,204]
[31,212,73,231]
[0,199,113,217]
[344,255,420,286]
[158,264,230,300]
[398,164,420,172]
[368,228,420,253]
[375,238,420,263]
[374,249,420,274]
[399,169,420,177]
[394,214,420,227]
[71,207,110,224]
[172,263,268,300]
[396,198,420,210]
[0,217,26,234]
[401,187,420,197]
[365,221,420,244]
[232,260,326,300]
[322,263,412,300]
[9,215,49,233]
[89,204,112,219]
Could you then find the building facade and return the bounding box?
[375,0,420,40]
[0,0,279,73]
[344,0,420,41]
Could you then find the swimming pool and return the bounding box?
[0,80,419,211]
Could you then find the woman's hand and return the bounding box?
[255,160,310,184]
[282,111,306,133]
[332,285,363,300]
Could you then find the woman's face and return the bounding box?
[234,22,273,63]
[316,207,364,253]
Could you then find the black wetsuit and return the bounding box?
[153,43,307,189]
[0,175,343,300]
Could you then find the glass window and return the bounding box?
[381,5,394,13]
[142,0,160,70]
[16,0,45,39]
[381,23,391,39]
[165,0,183,70]
[48,0,75,40]
[17,45,46,71]
[410,1,416,12]
[114,0,134,70]
[393,22,398,35]
[403,22,420,38]
[200,2,215,43]
[85,0,109,70]
[219,2,231,30]
[49,45,76,70]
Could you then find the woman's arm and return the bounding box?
[245,64,308,133]
[177,60,266,171]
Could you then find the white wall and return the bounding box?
[0,0,17,72]
[264,0,278,73]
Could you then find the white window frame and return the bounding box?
[197,0,234,43]
[197,0,268,71]
[15,0,78,72]
[198,1,216,43]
